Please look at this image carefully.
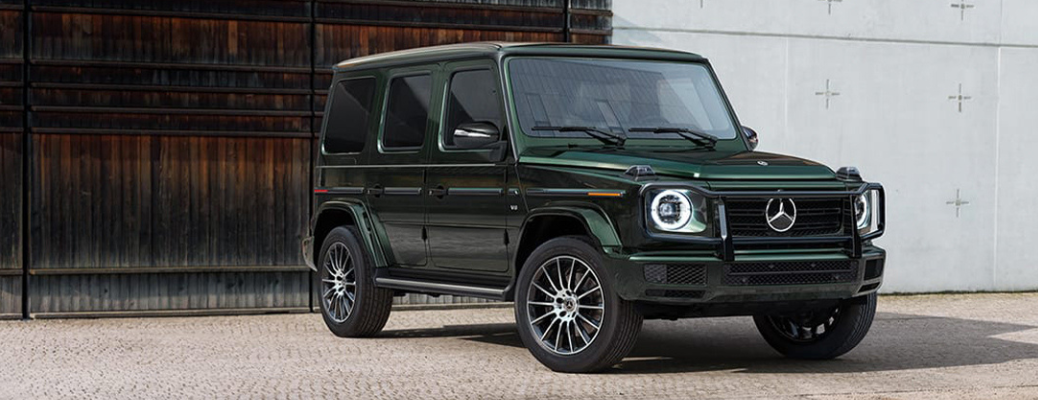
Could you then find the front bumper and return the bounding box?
[606,246,886,305]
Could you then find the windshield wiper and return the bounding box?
[532,126,627,147]
[629,127,719,148]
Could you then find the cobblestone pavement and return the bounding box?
[2,293,1038,399]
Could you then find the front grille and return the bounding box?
[723,261,858,286]
[643,264,707,285]
[726,198,845,237]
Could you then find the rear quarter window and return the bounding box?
[323,77,377,154]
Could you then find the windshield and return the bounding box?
[508,57,739,141]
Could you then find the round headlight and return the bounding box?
[855,194,871,229]
[650,190,692,231]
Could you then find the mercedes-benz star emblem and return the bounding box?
[757,160,769,166]
[765,198,797,232]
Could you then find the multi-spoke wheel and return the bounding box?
[322,242,356,323]
[526,255,605,355]
[765,308,842,343]
[318,226,393,337]
[515,236,642,373]
[753,292,877,359]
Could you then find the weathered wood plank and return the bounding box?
[0,273,19,317]
[29,272,310,314]
[15,0,611,315]
[31,13,310,66]
[31,135,310,270]
[314,24,562,69]
[0,6,23,317]
[0,133,20,274]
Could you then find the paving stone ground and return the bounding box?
[2,293,1037,399]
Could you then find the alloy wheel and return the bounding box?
[525,255,605,356]
[322,242,357,323]
[767,307,842,343]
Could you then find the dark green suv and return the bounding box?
[303,42,886,373]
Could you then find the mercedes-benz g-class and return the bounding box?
[303,42,886,373]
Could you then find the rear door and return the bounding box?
[365,67,435,267]
[425,61,511,273]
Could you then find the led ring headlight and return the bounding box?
[855,194,871,229]
[650,190,692,231]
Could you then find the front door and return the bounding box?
[425,62,510,272]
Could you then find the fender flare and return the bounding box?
[505,205,623,301]
[517,205,623,257]
[310,201,389,271]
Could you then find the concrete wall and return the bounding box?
[613,0,1038,292]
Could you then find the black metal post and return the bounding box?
[308,0,317,313]
[562,0,572,42]
[21,0,32,320]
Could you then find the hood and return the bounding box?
[519,147,836,181]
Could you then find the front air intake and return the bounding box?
[864,259,884,280]
[723,261,858,286]
[643,264,707,285]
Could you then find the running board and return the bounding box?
[374,277,506,301]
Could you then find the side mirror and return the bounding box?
[836,166,863,182]
[453,121,501,150]
[741,126,759,150]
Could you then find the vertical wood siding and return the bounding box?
[6,0,611,316]
[25,1,317,316]
[0,2,24,318]
[0,132,21,318]
[30,272,309,315]
[30,135,310,270]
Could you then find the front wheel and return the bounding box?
[514,236,643,373]
[753,292,877,359]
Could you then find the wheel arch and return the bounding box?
[507,206,622,300]
[311,201,387,271]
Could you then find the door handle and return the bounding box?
[428,185,446,199]
[368,185,383,197]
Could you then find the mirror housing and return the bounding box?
[837,166,863,182]
[453,121,501,150]
[741,126,759,150]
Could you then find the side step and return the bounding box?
[374,277,506,301]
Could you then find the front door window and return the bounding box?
[443,69,503,149]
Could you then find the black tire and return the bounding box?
[514,236,643,373]
[318,226,393,337]
[753,292,877,360]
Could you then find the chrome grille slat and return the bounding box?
[726,197,846,237]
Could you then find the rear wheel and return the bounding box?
[318,226,393,337]
[753,293,877,359]
[514,236,643,373]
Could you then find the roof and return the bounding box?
[333,42,707,71]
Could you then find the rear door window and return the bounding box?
[323,77,376,154]
[382,74,433,150]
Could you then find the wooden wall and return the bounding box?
[24,0,315,317]
[5,0,611,318]
[0,0,24,319]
